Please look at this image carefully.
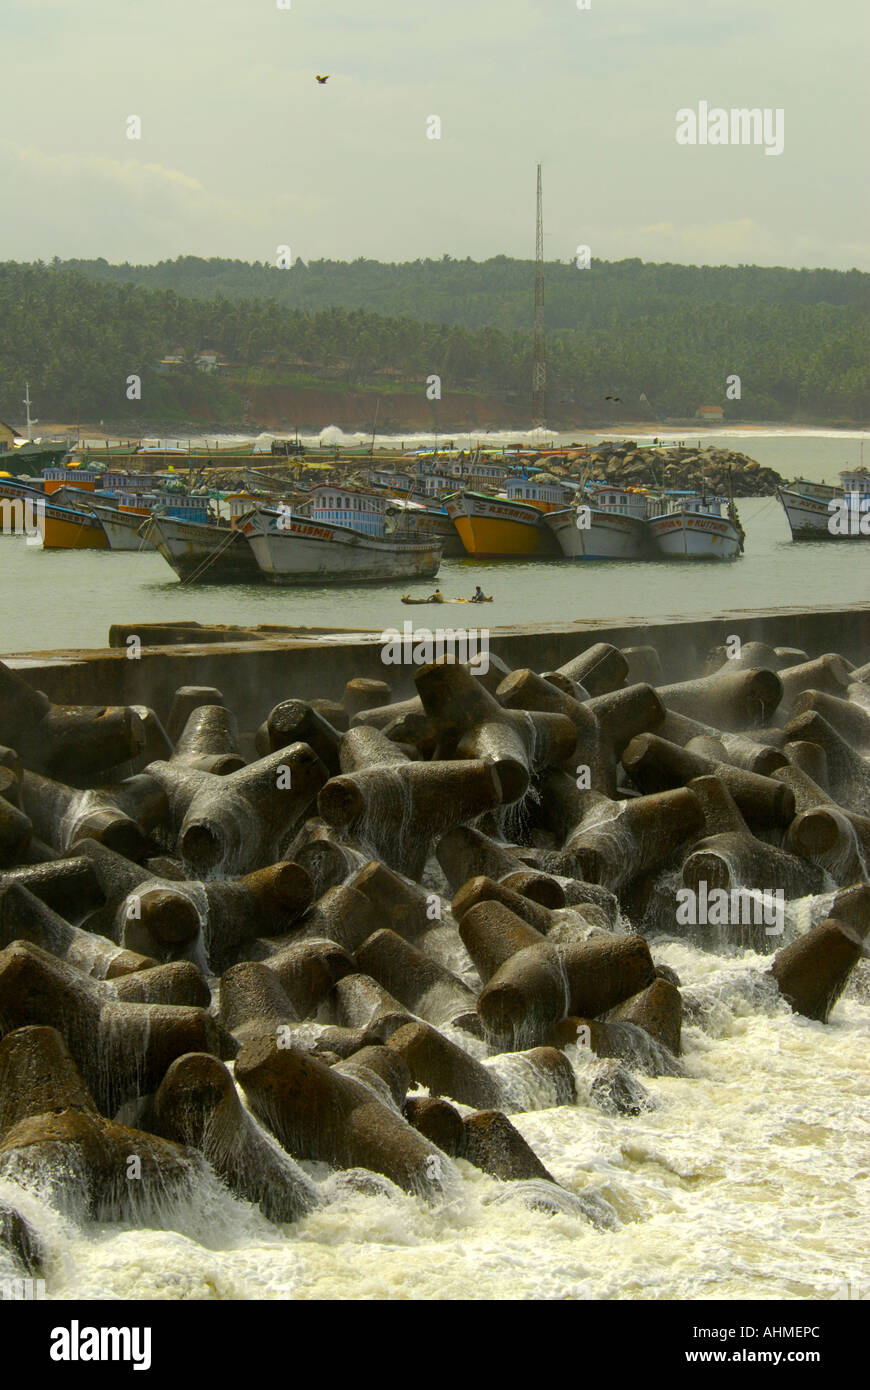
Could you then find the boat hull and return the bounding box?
[148,516,262,583]
[242,511,441,585]
[545,508,648,560]
[41,506,110,550]
[93,509,156,552]
[446,492,558,558]
[648,510,742,559]
[777,487,870,541]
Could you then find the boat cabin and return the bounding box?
[410,473,454,496]
[101,472,157,493]
[308,484,389,536]
[652,492,730,519]
[42,467,102,494]
[504,476,572,509]
[153,492,211,524]
[586,486,652,519]
[839,470,870,498]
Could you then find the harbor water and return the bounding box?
[2,494,868,655]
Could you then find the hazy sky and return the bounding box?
[3,0,868,269]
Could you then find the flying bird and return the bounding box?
[316,75,329,84]
[605,395,622,402]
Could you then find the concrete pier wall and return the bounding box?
[4,604,869,736]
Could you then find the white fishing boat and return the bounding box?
[647,493,744,559]
[85,503,156,552]
[777,470,870,540]
[241,506,441,584]
[544,486,652,560]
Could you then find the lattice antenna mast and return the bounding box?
[532,164,546,428]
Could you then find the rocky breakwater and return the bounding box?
[568,442,783,497]
[0,633,868,1280]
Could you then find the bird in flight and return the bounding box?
[605,395,622,402]
[316,75,329,84]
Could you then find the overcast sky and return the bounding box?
[3,0,868,269]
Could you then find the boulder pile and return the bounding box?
[565,442,783,496]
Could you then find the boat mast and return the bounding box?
[532,164,547,429]
[23,382,37,442]
[369,397,380,457]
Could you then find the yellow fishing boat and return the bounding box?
[445,477,568,558]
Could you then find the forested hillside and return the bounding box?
[60,255,870,332]
[0,259,866,426]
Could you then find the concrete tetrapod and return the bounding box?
[318,757,503,880]
[1,855,104,922]
[164,742,330,876]
[0,940,223,1114]
[171,705,245,776]
[769,915,869,1022]
[0,659,147,781]
[621,733,795,828]
[478,933,656,1048]
[786,807,870,886]
[545,787,705,890]
[19,770,167,861]
[165,686,226,743]
[255,699,342,776]
[655,668,783,731]
[0,1026,202,1223]
[355,928,478,1031]
[0,881,157,981]
[234,1035,447,1197]
[153,1052,320,1221]
[415,660,577,804]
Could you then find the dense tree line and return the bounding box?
[0,259,866,425]
[60,254,870,330]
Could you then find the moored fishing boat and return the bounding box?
[647,493,744,559]
[40,499,111,550]
[777,470,870,540]
[83,502,156,552]
[145,513,263,584]
[241,506,441,585]
[445,489,560,558]
[544,486,653,560]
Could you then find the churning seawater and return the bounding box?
[2,932,867,1301]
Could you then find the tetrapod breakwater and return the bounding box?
[0,607,868,1300]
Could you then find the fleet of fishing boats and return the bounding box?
[1,449,867,585]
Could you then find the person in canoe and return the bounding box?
[471,585,487,603]
[427,589,444,603]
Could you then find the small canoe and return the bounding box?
[401,595,492,605]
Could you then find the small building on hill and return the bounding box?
[195,349,225,374]
[696,405,725,421]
